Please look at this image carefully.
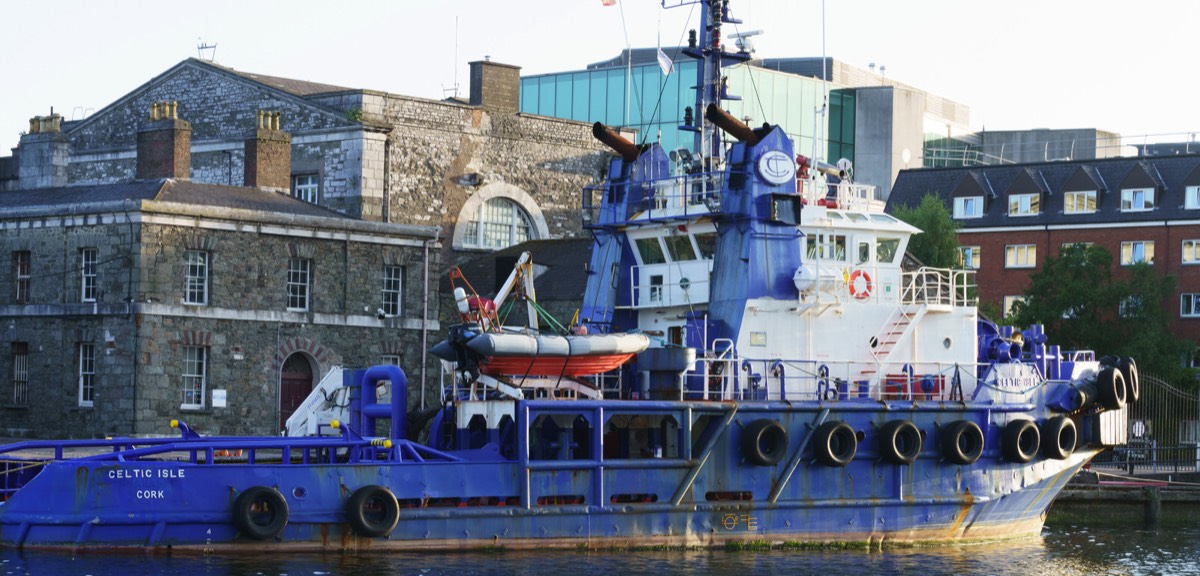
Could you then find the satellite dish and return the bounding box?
[902,148,911,165]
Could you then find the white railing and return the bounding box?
[798,179,885,212]
[901,267,977,308]
[627,262,712,309]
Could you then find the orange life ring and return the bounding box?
[848,269,873,300]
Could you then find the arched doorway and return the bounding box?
[279,352,315,432]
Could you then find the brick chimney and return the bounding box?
[136,101,191,180]
[469,59,521,114]
[243,110,292,193]
[17,112,70,189]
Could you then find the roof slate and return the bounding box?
[887,155,1200,228]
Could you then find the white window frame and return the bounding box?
[1182,293,1200,318]
[183,250,209,305]
[78,343,95,407]
[1005,244,1037,269]
[1183,240,1200,265]
[959,246,981,270]
[1008,193,1040,216]
[287,258,311,311]
[181,346,207,409]
[1063,190,1097,214]
[1120,296,1143,318]
[952,196,983,219]
[1186,186,1200,210]
[462,197,534,250]
[1003,295,1026,318]
[14,250,30,304]
[1121,188,1154,212]
[1120,241,1154,266]
[381,354,402,366]
[291,174,319,204]
[381,265,403,317]
[81,248,98,303]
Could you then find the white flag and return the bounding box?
[657,47,673,76]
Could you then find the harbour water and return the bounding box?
[1,524,1196,576]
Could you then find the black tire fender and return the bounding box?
[878,420,922,465]
[1096,367,1127,410]
[813,420,857,467]
[742,419,788,466]
[1001,419,1040,464]
[941,420,985,465]
[1042,416,1077,460]
[1118,357,1140,404]
[346,484,401,537]
[233,486,289,541]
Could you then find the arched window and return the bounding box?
[463,197,535,249]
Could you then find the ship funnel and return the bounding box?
[704,103,763,146]
[592,122,643,162]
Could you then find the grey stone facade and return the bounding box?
[0,57,624,438]
[0,181,438,439]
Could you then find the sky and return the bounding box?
[2,0,1198,154]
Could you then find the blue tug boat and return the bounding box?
[0,0,1136,551]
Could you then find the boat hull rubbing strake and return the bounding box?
[467,332,650,377]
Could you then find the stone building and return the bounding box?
[0,109,439,438]
[0,57,625,268]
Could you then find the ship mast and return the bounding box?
[675,0,751,168]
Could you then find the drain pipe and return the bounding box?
[420,230,439,410]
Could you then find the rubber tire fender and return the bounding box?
[1118,357,1140,404]
[346,485,401,537]
[1001,419,1040,464]
[941,420,985,465]
[1042,416,1077,460]
[742,419,788,466]
[878,419,922,465]
[813,420,857,467]
[1096,367,1127,410]
[233,486,289,541]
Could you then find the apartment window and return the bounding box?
[1120,241,1154,265]
[292,174,319,204]
[1120,296,1143,318]
[183,250,209,305]
[287,258,311,311]
[1005,244,1037,268]
[1182,294,1200,318]
[78,343,95,407]
[1063,190,1097,214]
[958,246,981,270]
[11,342,28,406]
[1121,188,1154,212]
[381,265,404,316]
[81,248,98,302]
[463,197,534,250]
[181,346,206,409]
[1003,296,1026,318]
[1061,242,1093,251]
[1186,186,1200,210]
[1183,240,1200,265]
[953,196,983,219]
[14,251,30,304]
[1008,193,1040,216]
[381,354,401,366]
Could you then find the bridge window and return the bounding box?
[807,234,846,261]
[664,234,697,261]
[876,238,900,264]
[694,232,716,259]
[635,237,667,265]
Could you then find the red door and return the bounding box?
[279,353,314,432]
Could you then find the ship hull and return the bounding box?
[0,399,1097,552]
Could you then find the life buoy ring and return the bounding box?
[1041,416,1077,460]
[233,486,289,540]
[1001,419,1040,464]
[742,419,788,466]
[878,420,922,465]
[941,420,984,465]
[813,420,857,467]
[1096,367,1127,410]
[1118,357,1140,404]
[848,269,873,300]
[346,485,401,537]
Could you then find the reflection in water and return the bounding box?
[2,526,1197,575]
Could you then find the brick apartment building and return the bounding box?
[888,155,1200,365]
